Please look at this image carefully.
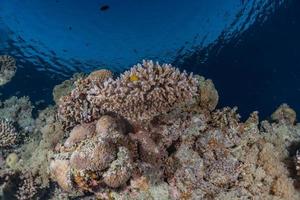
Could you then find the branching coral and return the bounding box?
[58,70,113,129]
[88,60,198,123]
[58,60,198,129]
[52,73,85,104]
[15,171,40,200]
[0,120,17,148]
[0,55,17,86]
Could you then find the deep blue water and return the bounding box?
[0,0,299,120]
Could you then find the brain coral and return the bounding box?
[0,55,17,86]
[0,119,17,148]
[58,60,198,128]
[50,115,134,193]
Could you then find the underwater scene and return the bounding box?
[0,0,300,199]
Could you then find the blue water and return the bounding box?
[0,0,298,119]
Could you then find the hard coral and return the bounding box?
[0,120,17,148]
[0,55,17,86]
[52,73,85,104]
[15,171,40,200]
[89,60,198,123]
[50,115,134,193]
[58,60,198,129]
[271,103,297,124]
[70,138,117,171]
[58,70,113,129]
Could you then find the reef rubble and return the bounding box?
[1,60,300,199]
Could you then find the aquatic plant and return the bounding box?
[0,120,17,148]
[0,55,17,86]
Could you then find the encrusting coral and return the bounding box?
[0,55,17,86]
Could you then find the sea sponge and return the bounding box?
[5,153,19,169]
[0,55,17,86]
[0,119,17,148]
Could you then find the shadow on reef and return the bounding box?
[1,60,300,199]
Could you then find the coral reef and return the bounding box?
[0,55,17,86]
[1,60,300,199]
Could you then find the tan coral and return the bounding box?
[95,115,125,140]
[89,60,198,123]
[58,60,199,128]
[49,159,74,192]
[70,138,116,171]
[58,70,112,129]
[15,171,39,200]
[64,122,96,148]
[271,103,296,124]
[0,55,17,86]
[103,147,133,188]
[196,75,219,111]
[87,69,112,82]
[52,73,85,104]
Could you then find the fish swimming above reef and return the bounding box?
[100,5,110,11]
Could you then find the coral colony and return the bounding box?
[0,55,17,86]
[1,58,300,199]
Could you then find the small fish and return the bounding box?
[100,5,110,11]
[130,75,139,82]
